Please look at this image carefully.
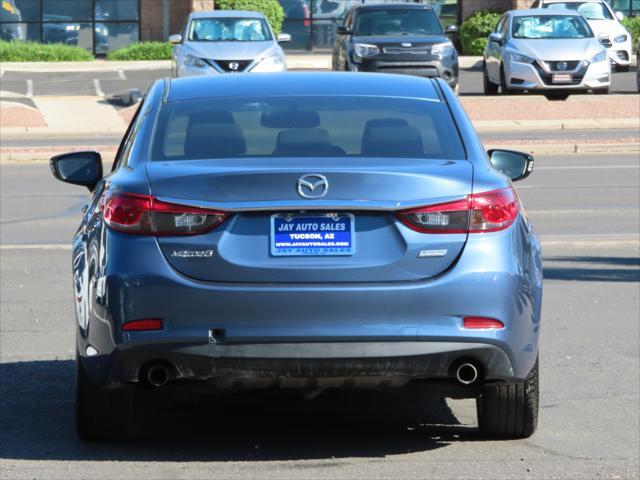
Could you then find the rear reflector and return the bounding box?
[463,317,505,329]
[121,319,163,331]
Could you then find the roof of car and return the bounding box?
[189,10,266,19]
[354,2,433,11]
[510,7,582,16]
[167,72,441,103]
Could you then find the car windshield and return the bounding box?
[354,9,443,36]
[543,2,614,20]
[188,17,272,42]
[151,96,465,161]
[512,14,593,39]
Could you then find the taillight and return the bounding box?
[103,192,227,235]
[397,187,519,234]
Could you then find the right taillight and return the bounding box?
[397,187,519,234]
[103,192,227,236]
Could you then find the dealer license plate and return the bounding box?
[552,73,572,83]
[270,213,355,257]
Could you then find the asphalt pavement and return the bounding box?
[0,153,638,479]
[1,67,638,99]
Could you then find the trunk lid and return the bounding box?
[146,158,473,283]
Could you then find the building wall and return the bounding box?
[462,0,536,20]
[141,0,215,41]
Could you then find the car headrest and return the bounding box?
[361,126,424,157]
[184,122,246,158]
[361,118,410,152]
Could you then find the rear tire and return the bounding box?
[483,62,499,95]
[476,356,539,439]
[593,87,610,95]
[76,355,138,441]
[615,64,630,73]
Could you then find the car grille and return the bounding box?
[210,59,253,73]
[543,60,580,71]
[383,46,431,55]
[617,51,629,61]
[533,61,587,86]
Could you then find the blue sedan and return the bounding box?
[50,72,542,441]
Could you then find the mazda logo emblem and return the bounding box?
[228,62,240,71]
[297,174,329,199]
[557,61,567,71]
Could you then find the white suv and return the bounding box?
[533,0,633,71]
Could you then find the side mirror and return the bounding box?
[50,151,103,191]
[488,149,534,182]
[615,11,624,21]
[168,33,182,44]
[277,32,291,42]
[445,24,459,34]
[489,32,503,44]
[337,25,352,35]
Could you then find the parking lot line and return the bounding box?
[118,69,126,80]
[26,79,33,98]
[93,78,104,97]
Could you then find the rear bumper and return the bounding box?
[86,340,515,394]
[79,217,542,388]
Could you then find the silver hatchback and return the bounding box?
[483,8,611,94]
[170,10,291,77]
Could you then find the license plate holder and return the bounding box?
[270,213,355,257]
[552,73,572,83]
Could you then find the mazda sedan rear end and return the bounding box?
[50,73,542,441]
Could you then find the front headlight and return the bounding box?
[353,43,380,61]
[614,34,628,43]
[251,54,285,72]
[431,42,455,58]
[183,53,207,69]
[590,50,607,63]
[509,51,534,64]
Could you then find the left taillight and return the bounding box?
[397,187,519,234]
[103,192,227,235]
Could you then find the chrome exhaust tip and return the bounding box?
[455,362,479,385]
[146,364,170,387]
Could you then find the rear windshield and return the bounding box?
[151,96,466,161]
[512,14,593,39]
[354,9,443,36]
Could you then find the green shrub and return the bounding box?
[107,42,173,61]
[622,16,640,50]
[0,41,93,62]
[216,0,285,35]
[460,10,502,55]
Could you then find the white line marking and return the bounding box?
[542,239,639,248]
[1,244,71,250]
[26,79,33,98]
[93,78,104,97]
[118,69,126,80]
[0,70,4,79]
[537,165,640,170]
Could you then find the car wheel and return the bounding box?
[593,87,610,95]
[476,356,539,439]
[76,354,138,441]
[615,64,630,73]
[483,62,499,95]
[499,65,511,95]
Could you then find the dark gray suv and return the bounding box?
[332,3,459,91]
